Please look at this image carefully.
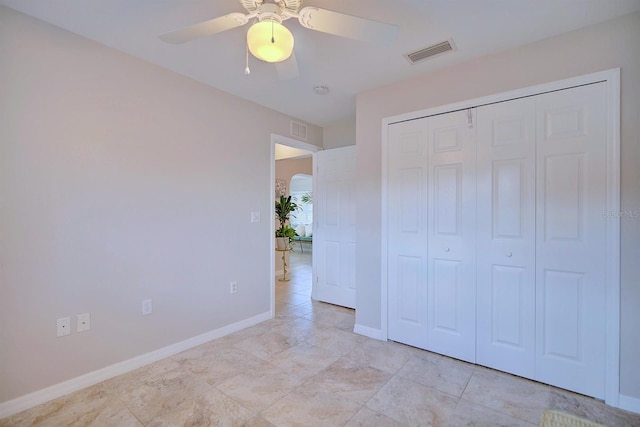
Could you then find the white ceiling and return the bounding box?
[2,0,639,127]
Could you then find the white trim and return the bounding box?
[0,311,271,419]
[618,394,640,415]
[311,152,319,301]
[270,138,276,318]
[604,68,621,408]
[379,121,390,341]
[273,134,321,153]
[380,68,621,407]
[354,323,386,341]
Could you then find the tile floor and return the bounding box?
[2,251,639,426]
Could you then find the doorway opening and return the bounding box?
[270,134,319,317]
[289,173,313,254]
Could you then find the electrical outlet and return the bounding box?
[76,313,91,332]
[230,281,238,294]
[142,299,152,315]
[57,317,71,337]
[250,211,261,223]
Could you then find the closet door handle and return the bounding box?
[506,252,513,257]
[444,247,450,252]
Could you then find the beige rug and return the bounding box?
[540,410,606,427]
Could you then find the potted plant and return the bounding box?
[275,225,298,250]
[275,195,299,250]
[300,192,313,204]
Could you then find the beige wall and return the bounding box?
[355,11,640,399]
[275,157,313,195]
[323,117,356,149]
[0,6,321,404]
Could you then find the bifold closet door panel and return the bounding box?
[476,97,536,378]
[426,110,477,363]
[535,83,608,399]
[387,120,429,349]
[387,110,477,360]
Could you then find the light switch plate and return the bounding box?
[142,299,152,315]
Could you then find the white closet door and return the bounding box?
[387,120,429,349]
[387,111,477,360]
[315,146,357,308]
[535,83,608,398]
[426,110,477,363]
[476,98,536,377]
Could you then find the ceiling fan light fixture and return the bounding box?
[246,19,294,63]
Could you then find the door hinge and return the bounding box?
[467,108,473,128]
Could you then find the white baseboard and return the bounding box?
[353,323,386,341]
[618,394,640,415]
[0,311,272,419]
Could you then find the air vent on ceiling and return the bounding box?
[291,120,308,140]
[406,40,455,64]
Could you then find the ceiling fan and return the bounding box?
[158,0,398,79]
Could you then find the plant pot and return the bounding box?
[276,237,289,250]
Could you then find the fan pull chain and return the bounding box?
[271,19,275,43]
[244,43,250,75]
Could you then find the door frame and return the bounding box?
[380,68,620,406]
[270,134,320,317]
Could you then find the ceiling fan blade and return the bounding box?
[159,13,249,44]
[297,7,398,43]
[276,51,299,81]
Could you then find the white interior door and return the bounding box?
[314,146,356,308]
[425,110,477,363]
[534,83,608,398]
[476,97,536,378]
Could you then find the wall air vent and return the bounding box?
[291,120,308,140]
[406,40,455,64]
